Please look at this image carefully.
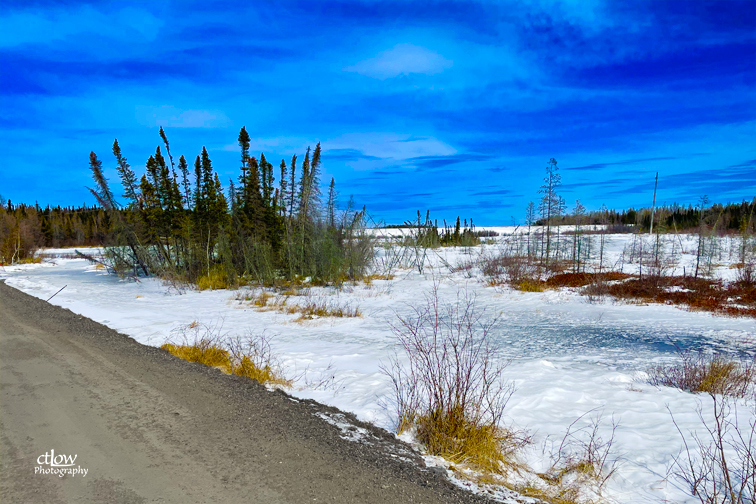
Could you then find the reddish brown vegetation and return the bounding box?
[606,276,756,318]
[546,272,631,288]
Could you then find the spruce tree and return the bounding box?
[327,178,336,227]
[298,147,311,218]
[288,154,297,218]
[243,156,265,232]
[159,127,175,175]
[238,126,251,186]
[146,155,160,194]
[155,146,172,211]
[112,140,139,208]
[260,152,271,207]
[193,155,202,214]
[87,151,116,209]
[279,159,288,216]
[178,155,191,207]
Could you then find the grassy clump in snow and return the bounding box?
[161,321,290,387]
[647,352,756,398]
[197,265,232,291]
[240,289,361,319]
[516,279,546,292]
[413,406,513,474]
[362,273,394,284]
[518,411,619,504]
[161,341,234,373]
[291,298,361,319]
[15,256,43,264]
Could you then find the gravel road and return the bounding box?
[0,279,494,504]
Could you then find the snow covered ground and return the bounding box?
[2,232,754,504]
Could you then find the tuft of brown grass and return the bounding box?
[515,483,584,504]
[16,257,43,264]
[363,273,395,285]
[517,279,546,292]
[161,341,234,373]
[197,265,231,291]
[647,352,756,397]
[251,291,274,307]
[413,406,510,473]
[161,322,290,387]
[287,298,361,319]
[241,290,360,319]
[233,355,290,387]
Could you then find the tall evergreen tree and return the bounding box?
[238,126,251,186]
[243,156,265,231]
[112,140,139,208]
[87,152,116,209]
[298,147,311,218]
[288,154,297,218]
[159,127,175,175]
[327,178,336,227]
[279,159,288,216]
[146,155,160,194]
[193,155,202,213]
[260,153,271,207]
[178,155,191,207]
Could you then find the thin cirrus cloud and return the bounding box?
[134,106,232,129]
[344,43,453,79]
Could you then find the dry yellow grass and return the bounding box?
[363,273,395,285]
[243,290,361,319]
[161,339,290,387]
[518,279,545,292]
[408,406,509,474]
[198,265,231,291]
[161,342,233,373]
[17,257,43,264]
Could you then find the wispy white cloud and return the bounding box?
[135,105,232,128]
[0,4,164,48]
[344,43,452,79]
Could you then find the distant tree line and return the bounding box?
[0,201,113,263]
[536,200,756,234]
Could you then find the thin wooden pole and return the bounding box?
[649,172,658,235]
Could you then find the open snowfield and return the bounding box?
[2,230,754,504]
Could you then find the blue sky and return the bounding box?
[1,0,754,225]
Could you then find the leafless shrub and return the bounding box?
[380,283,516,472]
[582,277,609,304]
[648,352,756,398]
[481,252,541,288]
[668,395,755,504]
[735,261,756,287]
[449,257,477,277]
[549,409,621,491]
[298,361,345,391]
